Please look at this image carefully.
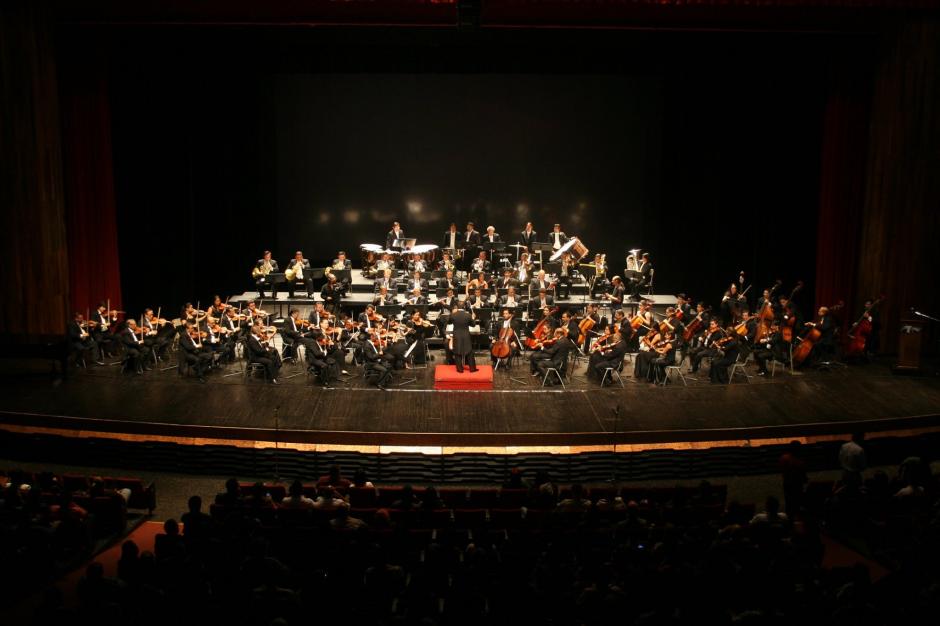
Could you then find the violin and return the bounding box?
[590,331,613,353]
[531,336,559,350]
[188,328,208,340]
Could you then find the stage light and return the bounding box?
[343,209,360,224]
[406,200,423,215]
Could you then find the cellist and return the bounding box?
[490,308,522,366]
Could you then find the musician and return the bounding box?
[449,306,478,373]
[561,310,580,341]
[483,226,500,244]
[633,330,660,381]
[497,269,517,291]
[753,320,781,377]
[373,286,394,307]
[800,306,835,364]
[374,268,398,294]
[206,295,226,324]
[405,270,428,294]
[244,300,269,325]
[375,253,394,273]
[381,320,409,370]
[549,224,568,252]
[310,319,342,383]
[470,250,490,275]
[462,222,482,270]
[435,288,458,335]
[531,306,559,337]
[466,272,490,299]
[438,269,460,293]
[218,307,242,363]
[531,288,554,314]
[558,252,574,300]
[443,222,460,251]
[491,308,523,366]
[401,254,422,275]
[588,330,628,384]
[253,250,279,298]
[467,288,487,311]
[142,308,173,360]
[721,283,747,327]
[362,331,393,390]
[120,319,152,374]
[331,251,352,271]
[499,286,523,309]
[851,298,880,355]
[530,329,571,384]
[675,294,692,321]
[385,221,405,250]
[179,321,212,383]
[406,288,426,306]
[439,252,456,273]
[68,313,102,366]
[519,222,537,250]
[709,328,739,384]
[756,288,775,314]
[650,329,677,384]
[406,310,432,365]
[286,251,313,299]
[589,253,609,298]
[529,270,553,296]
[322,273,345,315]
[577,303,602,352]
[604,276,625,307]
[516,252,533,284]
[91,303,119,358]
[307,301,331,328]
[281,309,315,364]
[777,293,803,340]
[689,319,724,374]
[630,253,652,301]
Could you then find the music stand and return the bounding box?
[482,240,506,263]
[377,305,403,321]
[532,242,554,269]
[403,304,429,318]
[329,269,351,284]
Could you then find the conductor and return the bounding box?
[449,306,478,373]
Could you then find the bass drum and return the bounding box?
[360,244,384,269]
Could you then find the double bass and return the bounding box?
[780,281,804,343]
[792,303,842,366]
[844,296,884,358]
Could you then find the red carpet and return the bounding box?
[434,365,493,390]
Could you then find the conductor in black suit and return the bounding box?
[449,307,477,373]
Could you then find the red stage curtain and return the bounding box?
[59,45,123,316]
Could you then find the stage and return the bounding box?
[1,354,938,452]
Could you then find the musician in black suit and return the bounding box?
[709,329,738,384]
[281,309,316,365]
[120,319,151,373]
[518,222,538,250]
[548,224,568,252]
[588,331,628,383]
[483,226,500,244]
[497,269,518,291]
[499,286,523,309]
[374,268,397,294]
[462,221,482,271]
[373,287,395,307]
[675,293,693,321]
[307,302,329,329]
[490,308,523,366]
[405,288,427,306]
[561,310,580,341]
[217,307,242,364]
[254,250,280,298]
[438,270,460,293]
[530,288,554,315]
[405,271,428,294]
[442,222,460,251]
[179,321,213,382]
[286,251,313,298]
[529,270,554,297]
[435,289,457,336]
[246,324,281,383]
[449,307,477,373]
[386,221,405,250]
[630,253,653,301]
[68,313,102,366]
[329,251,352,271]
[362,334,393,389]
[469,250,490,275]
[91,303,119,358]
[320,273,344,315]
[532,329,572,384]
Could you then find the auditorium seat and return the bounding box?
[497,488,528,507]
[437,487,469,507]
[488,508,525,530]
[453,508,487,528]
[349,486,378,507]
[467,488,500,508]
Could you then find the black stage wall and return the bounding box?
[97,28,836,317]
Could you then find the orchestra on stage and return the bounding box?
[67,219,882,389]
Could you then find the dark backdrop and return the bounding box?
[104,27,835,318]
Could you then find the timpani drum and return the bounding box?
[359,243,384,269]
[412,244,440,267]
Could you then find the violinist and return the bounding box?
[689,319,724,374]
[142,308,173,360]
[217,307,242,364]
[179,321,212,383]
[709,327,739,384]
[307,301,330,328]
[633,329,661,380]
[282,309,318,366]
[362,327,393,390]
[357,304,382,331]
[253,250,279,298]
[604,276,625,307]
[650,329,678,383]
[91,302,119,358]
[406,310,433,365]
[286,251,313,299]
[68,312,102,366]
[120,319,152,374]
[207,295,226,324]
[245,300,268,324]
[490,308,522,366]
[530,328,571,384]
[588,329,628,384]
[307,319,339,384]
[315,318,348,377]
[320,273,345,316]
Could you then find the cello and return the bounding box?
[792,303,842,366]
[491,319,516,359]
[780,281,804,343]
[525,306,559,349]
[682,306,711,342]
[844,296,884,358]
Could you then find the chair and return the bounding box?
[659,365,688,386]
[245,361,268,382]
[542,366,565,388]
[600,365,624,388]
[729,351,754,384]
[454,508,487,528]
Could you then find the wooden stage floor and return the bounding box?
[1,354,938,449]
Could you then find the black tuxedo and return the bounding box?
[286,258,313,297]
[320,282,344,314]
[483,233,501,244]
[374,276,398,293]
[119,328,151,371]
[386,229,405,250]
[255,258,280,297]
[589,339,628,380]
[499,294,523,309]
[405,294,427,306]
[442,230,460,250]
[519,230,538,248]
[372,293,395,307]
[68,321,98,362]
[449,309,476,372]
[406,278,428,293]
[179,331,212,378]
[246,333,281,380]
[548,231,568,250]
